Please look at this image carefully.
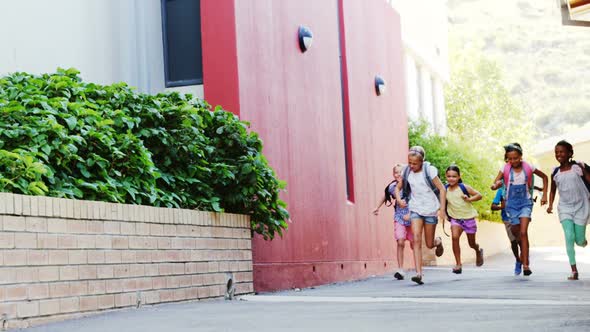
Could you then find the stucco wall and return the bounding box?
[0,0,202,97]
[0,193,252,329]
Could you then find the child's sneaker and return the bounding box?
[514,261,522,275]
[394,271,405,280]
[411,275,424,285]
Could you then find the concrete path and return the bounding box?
[22,247,590,332]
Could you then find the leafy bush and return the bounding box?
[409,121,500,221]
[0,68,288,239]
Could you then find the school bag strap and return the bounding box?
[503,161,533,193]
[403,162,440,200]
[553,160,590,194]
[445,183,469,196]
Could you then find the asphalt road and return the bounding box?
[22,247,590,332]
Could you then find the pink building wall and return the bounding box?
[202,0,409,292]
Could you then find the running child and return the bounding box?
[395,146,446,285]
[373,164,412,280]
[445,165,484,274]
[491,143,548,276]
[491,150,522,275]
[546,140,590,280]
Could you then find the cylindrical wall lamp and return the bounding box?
[375,75,386,96]
[298,26,313,52]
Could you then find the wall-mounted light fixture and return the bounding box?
[375,75,386,96]
[298,26,313,52]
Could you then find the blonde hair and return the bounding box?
[408,146,425,160]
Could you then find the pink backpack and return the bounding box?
[503,161,533,195]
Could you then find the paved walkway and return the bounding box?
[22,247,590,332]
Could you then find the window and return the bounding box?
[161,0,203,87]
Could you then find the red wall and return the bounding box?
[203,0,409,292]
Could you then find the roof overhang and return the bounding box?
[560,0,590,27]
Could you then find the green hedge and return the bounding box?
[0,68,288,239]
[409,122,500,221]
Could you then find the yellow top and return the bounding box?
[446,185,478,220]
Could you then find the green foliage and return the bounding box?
[445,46,534,158]
[409,121,499,221]
[0,68,288,239]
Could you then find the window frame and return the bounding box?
[160,0,204,88]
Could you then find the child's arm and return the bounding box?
[432,176,447,221]
[372,196,387,215]
[490,170,503,190]
[547,171,557,214]
[394,180,407,208]
[490,190,504,210]
[581,162,590,184]
[463,184,482,202]
[533,168,549,205]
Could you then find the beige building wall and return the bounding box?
[0,193,253,329]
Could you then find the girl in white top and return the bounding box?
[547,140,590,280]
[395,146,446,285]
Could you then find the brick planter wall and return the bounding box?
[0,193,253,329]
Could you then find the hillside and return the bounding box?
[448,0,590,138]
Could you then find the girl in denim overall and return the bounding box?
[546,140,590,280]
[491,143,548,276]
[372,164,412,280]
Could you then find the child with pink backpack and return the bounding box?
[491,143,548,276]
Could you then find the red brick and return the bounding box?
[5,285,28,301]
[59,297,79,313]
[25,217,47,232]
[87,280,106,295]
[39,299,60,315]
[59,266,79,280]
[0,233,15,249]
[97,295,114,309]
[79,296,98,311]
[27,283,49,300]
[38,266,59,282]
[69,281,88,296]
[17,300,39,318]
[37,234,58,248]
[3,216,26,231]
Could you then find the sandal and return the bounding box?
[476,248,484,267]
[411,275,424,285]
[435,237,444,257]
[568,272,579,280]
[452,266,462,274]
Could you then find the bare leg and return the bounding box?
[451,225,463,268]
[467,233,483,266]
[519,217,532,273]
[411,219,425,276]
[397,239,405,270]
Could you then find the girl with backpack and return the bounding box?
[491,143,548,277]
[445,165,484,274]
[394,146,446,285]
[546,140,590,280]
[372,164,412,280]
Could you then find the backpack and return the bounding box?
[551,160,590,194]
[402,161,439,200]
[502,161,534,197]
[383,180,396,207]
[444,183,469,196]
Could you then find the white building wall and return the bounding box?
[0,0,203,97]
[404,54,420,121]
[389,0,449,136]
